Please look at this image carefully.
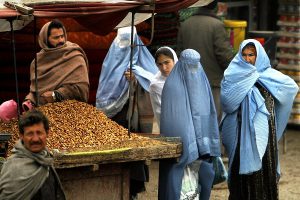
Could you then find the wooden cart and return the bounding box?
[53,136,182,200]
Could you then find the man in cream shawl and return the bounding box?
[22,19,89,110]
[0,110,65,200]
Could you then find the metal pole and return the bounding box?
[135,10,155,47]
[9,19,21,118]
[127,11,136,137]
[33,17,39,106]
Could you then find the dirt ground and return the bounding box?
[139,125,300,200]
[211,127,300,200]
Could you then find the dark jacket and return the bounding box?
[31,168,65,200]
[177,8,234,87]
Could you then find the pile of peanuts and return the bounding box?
[0,100,166,155]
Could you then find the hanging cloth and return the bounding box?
[96,26,158,117]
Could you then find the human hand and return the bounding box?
[124,70,135,81]
[41,91,55,103]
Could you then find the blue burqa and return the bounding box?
[220,39,299,178]
[159,49,221,200]
[96,26,158,117]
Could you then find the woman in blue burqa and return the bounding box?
[96,26,158,197]
[159,49,221,200]
[96,26,158,133]
[220,39,299,200]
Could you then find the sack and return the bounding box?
[180,160,201,200]
[0,100,18,123]
[212,157,228,185]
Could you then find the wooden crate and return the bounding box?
[57,163,130,200]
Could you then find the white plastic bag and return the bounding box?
[180,160,201,200]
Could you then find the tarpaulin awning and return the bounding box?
[0,0,199,34]
[0,0,200,17]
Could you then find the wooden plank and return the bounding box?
[56,163,130,200]
[54,136,182,168]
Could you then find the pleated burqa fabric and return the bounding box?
[96,26,158,118]
[159,49,220,200]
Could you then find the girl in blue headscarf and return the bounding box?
[159,49,221,200]
[220,39,299,200]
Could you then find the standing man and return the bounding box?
[0,110,66,200]
[22,19,89,111]
[177,0,234,120]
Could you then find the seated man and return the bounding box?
[0,110,66,199]
[23,19,89,111]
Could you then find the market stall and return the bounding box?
[0,0,199,105]
[0,100,182,199]
[0,1,204,199]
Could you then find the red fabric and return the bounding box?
[29,1,198,14]
[84,49,108,64]
[68,31,116,49]
[44,12,129,35]
[152,0,198,13]
[29,2,142,35]
[0,0,198,34]
[0,100,18,122]
[0,8,19,19]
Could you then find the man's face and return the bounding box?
[48,28,65,48]
[20,122,48,153]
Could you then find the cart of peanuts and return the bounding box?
[0,100,182,200]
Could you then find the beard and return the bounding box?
[48,41,65,48]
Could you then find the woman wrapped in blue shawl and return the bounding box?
[95,26,158,197]
[96,26,158,133]
[159,49,221,200]
[220,39,299,200]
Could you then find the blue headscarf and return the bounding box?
[96,26,158,117]
[220,39,299,175]
[159,49,220,200]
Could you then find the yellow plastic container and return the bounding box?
[223,20,247,53]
